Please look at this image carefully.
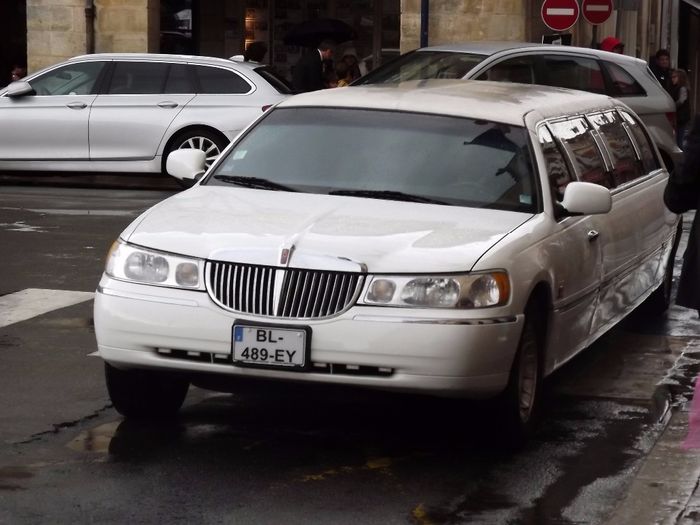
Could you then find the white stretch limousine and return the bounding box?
[94,80,680,440]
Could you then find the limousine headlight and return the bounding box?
[363,271,510,308]
[105,240,204,290]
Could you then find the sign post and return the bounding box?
[582,0,614,25]
[541,0,580,32]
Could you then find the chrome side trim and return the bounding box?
[352,314,519,325]
[97,285,200,307]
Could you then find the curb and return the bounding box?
[604,409,700,524]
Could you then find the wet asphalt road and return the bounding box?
[1,179,699,524]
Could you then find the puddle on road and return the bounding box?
[66,421,121,454]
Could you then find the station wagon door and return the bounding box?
[89,61,193,161]
[0,61,104,161]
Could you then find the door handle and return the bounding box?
[587,230,600,242]
[66,102,87,109]
[157,101,179,109]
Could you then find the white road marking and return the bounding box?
[0,289,94,328]
[546,8,575,16]
[586,5,610,11]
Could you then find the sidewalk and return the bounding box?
[606,396,700,524]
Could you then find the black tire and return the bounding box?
[495,304,544,447]
[163,128,229,184]
[644,217,682,315]
[105,363,189,419]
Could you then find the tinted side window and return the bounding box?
[588,111,644,186]
[541,55,605,94]
[550,117,610,188]
[108,62,169,94]
[603,62,645,97]
[619,110,661,173]
[164,64,193,93]
[477,56,536,84]
[539,126,575,202]
[193,66,251,94]
[30,62,105,96]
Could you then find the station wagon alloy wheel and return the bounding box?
[177,135,224,169]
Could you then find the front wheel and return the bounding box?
[105,363,189,419]
[495,306,543,447]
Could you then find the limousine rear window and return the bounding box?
[207,107,538,213]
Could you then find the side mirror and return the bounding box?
[560,181,612,216]
[5,80,34,98]
[166,149,207,182]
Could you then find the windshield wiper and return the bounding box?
[213,175,298,192]
[328,189,449,205]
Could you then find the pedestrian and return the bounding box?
[670,69,692,148]
[335,61,352,87]
[599,36,624,54]
[244,41,268,63]
[292,40,335,94]
[663,113,700,318]
[340,48,363,81]
[650,49,673,93]
[10,64,26,83]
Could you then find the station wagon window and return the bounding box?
[192,65,251,94]
[603,62,645,97]
[549,117,610,188]
[29,62,105,96]
[108,62,169,94]
[476,56,536,84]
[164,64,193,93]
[539,126,575,202]
[208,108,537,213]
[588,111,643,186]
[619,110,660,173]
[541,55,605,94]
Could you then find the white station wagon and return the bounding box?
[94,81,679,440]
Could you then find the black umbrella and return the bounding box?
[283,18,356,47]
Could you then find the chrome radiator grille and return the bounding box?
[206,261,365,319]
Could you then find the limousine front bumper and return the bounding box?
[94,276,525,398]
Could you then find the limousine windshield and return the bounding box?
[206,107,538,213]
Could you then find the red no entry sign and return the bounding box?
[582,0,614,25]
[541,0,580,32]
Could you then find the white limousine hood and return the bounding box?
[125,186,532,274]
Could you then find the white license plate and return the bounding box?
[232,324,307,369]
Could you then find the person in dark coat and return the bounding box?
[664,114,700,316]
[650,49,673,93]
[292,40,334,93]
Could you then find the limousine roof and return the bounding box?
[282,80,623,126]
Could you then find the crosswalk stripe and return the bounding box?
[0,288,94,328]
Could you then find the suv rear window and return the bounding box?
[603,62,646,97]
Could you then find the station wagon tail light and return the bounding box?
[362,271,510,309]
[105,240,205,290]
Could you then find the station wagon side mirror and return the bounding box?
[5,81,34,98]
[559,181,612,217]
[166,149,207,182]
